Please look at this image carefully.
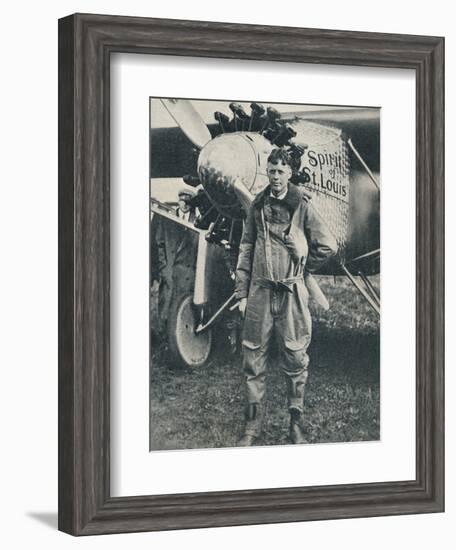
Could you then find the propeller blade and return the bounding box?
[160,99,212,150]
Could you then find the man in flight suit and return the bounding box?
[235,148,338,445]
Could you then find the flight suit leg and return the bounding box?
[239,288,274,443]
[243,341,270,405]
[277,281,312,412]
[241,287,274,407]
[281,344,309,412]
[238,343,270,444]
[281,344,310,443]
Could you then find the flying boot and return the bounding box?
[289,408,308,444]
[238,403,262,446]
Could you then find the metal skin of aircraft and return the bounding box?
[150,98,380,368]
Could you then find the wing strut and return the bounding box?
[347,138,380,191]
[341,264,380,316]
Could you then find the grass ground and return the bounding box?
[150,275,380,450]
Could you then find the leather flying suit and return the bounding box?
[235,184,338,413]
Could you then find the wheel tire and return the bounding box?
[167,293,212,368]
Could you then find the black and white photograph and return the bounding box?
[1,0,450,544]
[149,97,380,451]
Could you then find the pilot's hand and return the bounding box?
[238,298,248,318]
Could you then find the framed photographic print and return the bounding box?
[58,13,444,535]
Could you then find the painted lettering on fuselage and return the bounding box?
[302,148,349,203]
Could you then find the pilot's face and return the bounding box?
[267,161,291,196]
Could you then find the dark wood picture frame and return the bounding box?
[58,13,444,535]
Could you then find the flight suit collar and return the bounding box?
[253,183,303,214]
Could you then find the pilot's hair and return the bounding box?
[267,148,292,166]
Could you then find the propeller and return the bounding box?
[160,99,212,150]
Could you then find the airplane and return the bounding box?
[150,98,380,368]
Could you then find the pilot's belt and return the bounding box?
[256,276,303,293]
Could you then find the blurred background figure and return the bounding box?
[176,188,198,222]
[151,185,199,339]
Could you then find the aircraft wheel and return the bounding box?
[167,293,212,368]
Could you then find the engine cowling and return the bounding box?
[197,132,273,219]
